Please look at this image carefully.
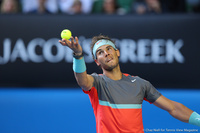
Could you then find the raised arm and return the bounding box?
[59,36,94,91]
[153,95,200,126]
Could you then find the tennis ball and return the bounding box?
[61,29,72,40]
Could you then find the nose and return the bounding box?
[104,50,110,57]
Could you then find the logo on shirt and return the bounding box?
[131,79,136,83]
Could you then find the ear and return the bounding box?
[95,59,100,66]
[116,49,120,57]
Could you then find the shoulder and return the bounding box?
[91,73,103,78]
[91,73,105,83]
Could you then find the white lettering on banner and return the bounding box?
[10,39,29,63]
[28,38,45,63]
[166,39,184,63]
[0,37,185,65]
[151,39,165,63]
[119,39,137,63]
[43,38,65,63]
[137,39,151,63]
[64,46,73,63]
[82,39,93,63]
[0,39,11,64]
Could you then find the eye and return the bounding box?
[98,51,103,55]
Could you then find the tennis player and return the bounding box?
[59,35,200,133]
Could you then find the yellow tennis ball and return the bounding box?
[61,29,72,40]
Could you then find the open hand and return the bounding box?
[59,36,82,54]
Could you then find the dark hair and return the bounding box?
[90,34,116,59]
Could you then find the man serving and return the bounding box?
[59,35,200,133]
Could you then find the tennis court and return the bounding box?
[0,88,199,133]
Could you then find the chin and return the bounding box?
[104,67,114,71]
[104,63,119,71]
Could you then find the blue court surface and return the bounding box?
[0,88,199,133]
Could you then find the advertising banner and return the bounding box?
[0,14,200,88]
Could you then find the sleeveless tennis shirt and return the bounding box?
[83,73,161,133]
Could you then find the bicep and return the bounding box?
[153,95,175,112]
[85,74,94,90]
[75,72,94,91]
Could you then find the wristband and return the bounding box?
[73,57,86,73]
[189,112,200,126]
[73,52,84,59]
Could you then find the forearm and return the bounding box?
[154,96,200,126]
[169,101,193,123]
[73,56,93,91]
[169,102,200,126]
[59,36,93,90]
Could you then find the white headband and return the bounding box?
[93,39,117,59]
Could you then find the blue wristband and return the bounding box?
[73,57,86,73]
[189,112,200,127]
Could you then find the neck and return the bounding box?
[103,65,122,80]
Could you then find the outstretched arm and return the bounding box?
[153,95,200,126]
[59,36,94,91]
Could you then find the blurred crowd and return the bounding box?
[0,0,200,15]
